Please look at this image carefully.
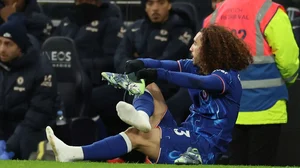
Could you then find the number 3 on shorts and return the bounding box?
[174,129,191,137]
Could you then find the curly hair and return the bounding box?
[195,25,253,74]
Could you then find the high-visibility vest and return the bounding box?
[203,0,288,112]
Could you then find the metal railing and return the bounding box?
[37,0,141,4]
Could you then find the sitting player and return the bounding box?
[45,25,253,164]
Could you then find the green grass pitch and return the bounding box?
[1,161,300,168]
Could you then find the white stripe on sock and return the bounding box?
[119,132,132,153]
[145,89,152,96]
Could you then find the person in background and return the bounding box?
[52,0,123,90]
[0,19,57,160]
[175,0,212,27]
[0,0,53,43]
[203,0,299,165]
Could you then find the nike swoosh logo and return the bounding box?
[131,28,140,32]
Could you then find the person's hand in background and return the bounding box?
[0,2,16,22]
[0,140,14,160]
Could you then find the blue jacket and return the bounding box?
[0,46,57,157]
[53,3,123,86]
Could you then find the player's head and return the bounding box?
[190,25,253,74]
[211,0,224,10]
[144,0,172,23]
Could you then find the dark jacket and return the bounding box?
[0,0,53,43]
[174,0,212,28]
[53,2,123,86]
[114,12,194,73]
[292,17,300,48]
[114,10,194,99]
[0,46,57,157]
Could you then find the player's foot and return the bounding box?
[101,72,145,96]
[46,126,83,162]
[174,147,202,165]
[116,101,151,132]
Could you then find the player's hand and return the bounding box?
[0,2,17,22]
[136,68,157,82]
[125,59,145,74]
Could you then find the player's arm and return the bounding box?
[139,58,194,72]
[264,9,299,85]
[156,69,228,93]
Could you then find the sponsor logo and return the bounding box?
[14,76,25,92]
[41,75,52,87]
[43,51,72,68]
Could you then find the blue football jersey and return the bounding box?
[177,59,242,153]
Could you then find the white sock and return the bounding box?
[138,110,150,122]
[46,126,84,162]
[117,101,151,132]
[66,146,84,161]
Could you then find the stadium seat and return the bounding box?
[171,2,201,33]
[41,37,98,145]
[41,36,92,119]
[70,117,98,146]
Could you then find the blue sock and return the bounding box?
[82,132,131,160]
[133,90,154,117]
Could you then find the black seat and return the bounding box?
[41,36,92,119]
[172,2,201,33]
[41,36,98,145]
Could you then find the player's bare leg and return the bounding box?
[124,127,162,161]
[46,83,166,162]
[122,84,168,161]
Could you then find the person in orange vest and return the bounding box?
[203,0,299,166]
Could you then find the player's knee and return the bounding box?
[146,83,164,98]
[124,127,144,148]
[146,84,166,108]
[146,83,160,91]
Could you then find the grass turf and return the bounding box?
[0,160,300,168]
